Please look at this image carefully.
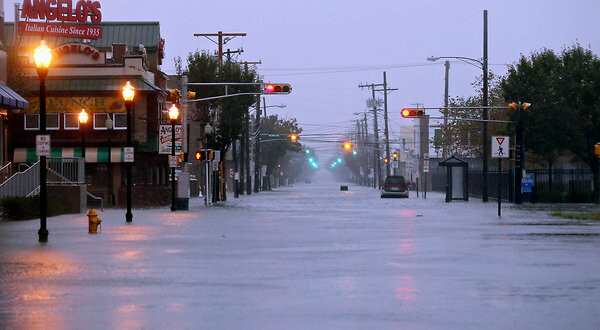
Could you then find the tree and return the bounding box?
[501,49,565,173]
[182,51,261,154]
[502,44,600,201]
[259,114,302,180]
[434,73,508,158]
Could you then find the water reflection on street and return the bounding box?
[0,171,599,329]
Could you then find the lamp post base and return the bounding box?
[171,205,176,212]
[125,212,133,223]
[38,228,49,242]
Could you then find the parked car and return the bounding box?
[381,175,409,198]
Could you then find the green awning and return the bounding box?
[14,147,131,163]
[24,76,160,93]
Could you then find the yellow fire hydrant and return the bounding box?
[87,208,102,234]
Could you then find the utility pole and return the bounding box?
[245,110,252,195]
[194,31,247,65]
[254,97,262,193]
[359,75,397,185]
[482,9,489,202]
[382,72,396,177]
[363,112,370,186]
[239,114,246,196]
[359,84,381,189]
[224,48,243,199]
[443,60,450,159]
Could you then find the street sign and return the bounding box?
[522,173,534,193]
[230,169,234,178]
[234,172,240,180]
[492,136,509,158]
[423,160,429,173]
[391,160,399,169]
[169,155,178,168]
[36,135,50,157]
[261,165,267,177]
[124,147,134,162]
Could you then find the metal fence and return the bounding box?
[432,169,596,203]
[0,161,40,199]
[47,157,85,184]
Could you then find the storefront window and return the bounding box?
[113,113,127,130]
[24,114,39,130]
[64,113,79,130]
[47,114,59,130]
[93,113,109,130]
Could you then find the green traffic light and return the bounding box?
[352,150,357,156]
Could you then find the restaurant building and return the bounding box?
[3,20,179,207]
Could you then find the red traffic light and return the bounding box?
[289,134,299,141]
[392,152,398,159]
[342,142,353,150]
[264,83,291,94]
[401,108,425,118]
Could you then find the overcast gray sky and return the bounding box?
[7,0,600,155]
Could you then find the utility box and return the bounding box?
[176,171,190,210]
[439,156,469,202]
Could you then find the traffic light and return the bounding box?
[168,89,181,102]
[288,134,299,141]
[595,143,600,156]
[401,108,425,118]
[384,158,389,164]
[187,91,196,100]
[195,151,205,161]
[509,102,531,110]
[392,152,398,160]
[264,83,292,94]
[342,142,353,150]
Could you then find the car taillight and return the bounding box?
[400,184,407,188]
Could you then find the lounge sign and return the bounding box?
[18,0,103,39]
[24,97,125,114]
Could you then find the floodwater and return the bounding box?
[1,171,599,329]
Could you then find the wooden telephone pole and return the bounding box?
[194,31,247,65]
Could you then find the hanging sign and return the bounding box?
[18,0,103,39]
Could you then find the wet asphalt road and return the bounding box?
[1,174,599,329]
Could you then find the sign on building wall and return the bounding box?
[24,97,126,114]
[159,125,183,155]
[18,0,103,39]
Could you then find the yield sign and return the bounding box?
[492,136,509,158]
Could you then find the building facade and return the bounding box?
[3,21,176,206]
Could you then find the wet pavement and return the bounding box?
[1,172,599,329]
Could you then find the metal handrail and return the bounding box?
[0,161,40,198]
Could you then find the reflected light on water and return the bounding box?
[115,250,143,260]
[395,275,417,301]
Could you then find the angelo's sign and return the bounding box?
[18,0,103,39]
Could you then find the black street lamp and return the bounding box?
[34,40,52,243]
[168,104,179,212]
[78,109,89,160]
[122,81,135,223]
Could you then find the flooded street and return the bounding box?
[1,172,599,329]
